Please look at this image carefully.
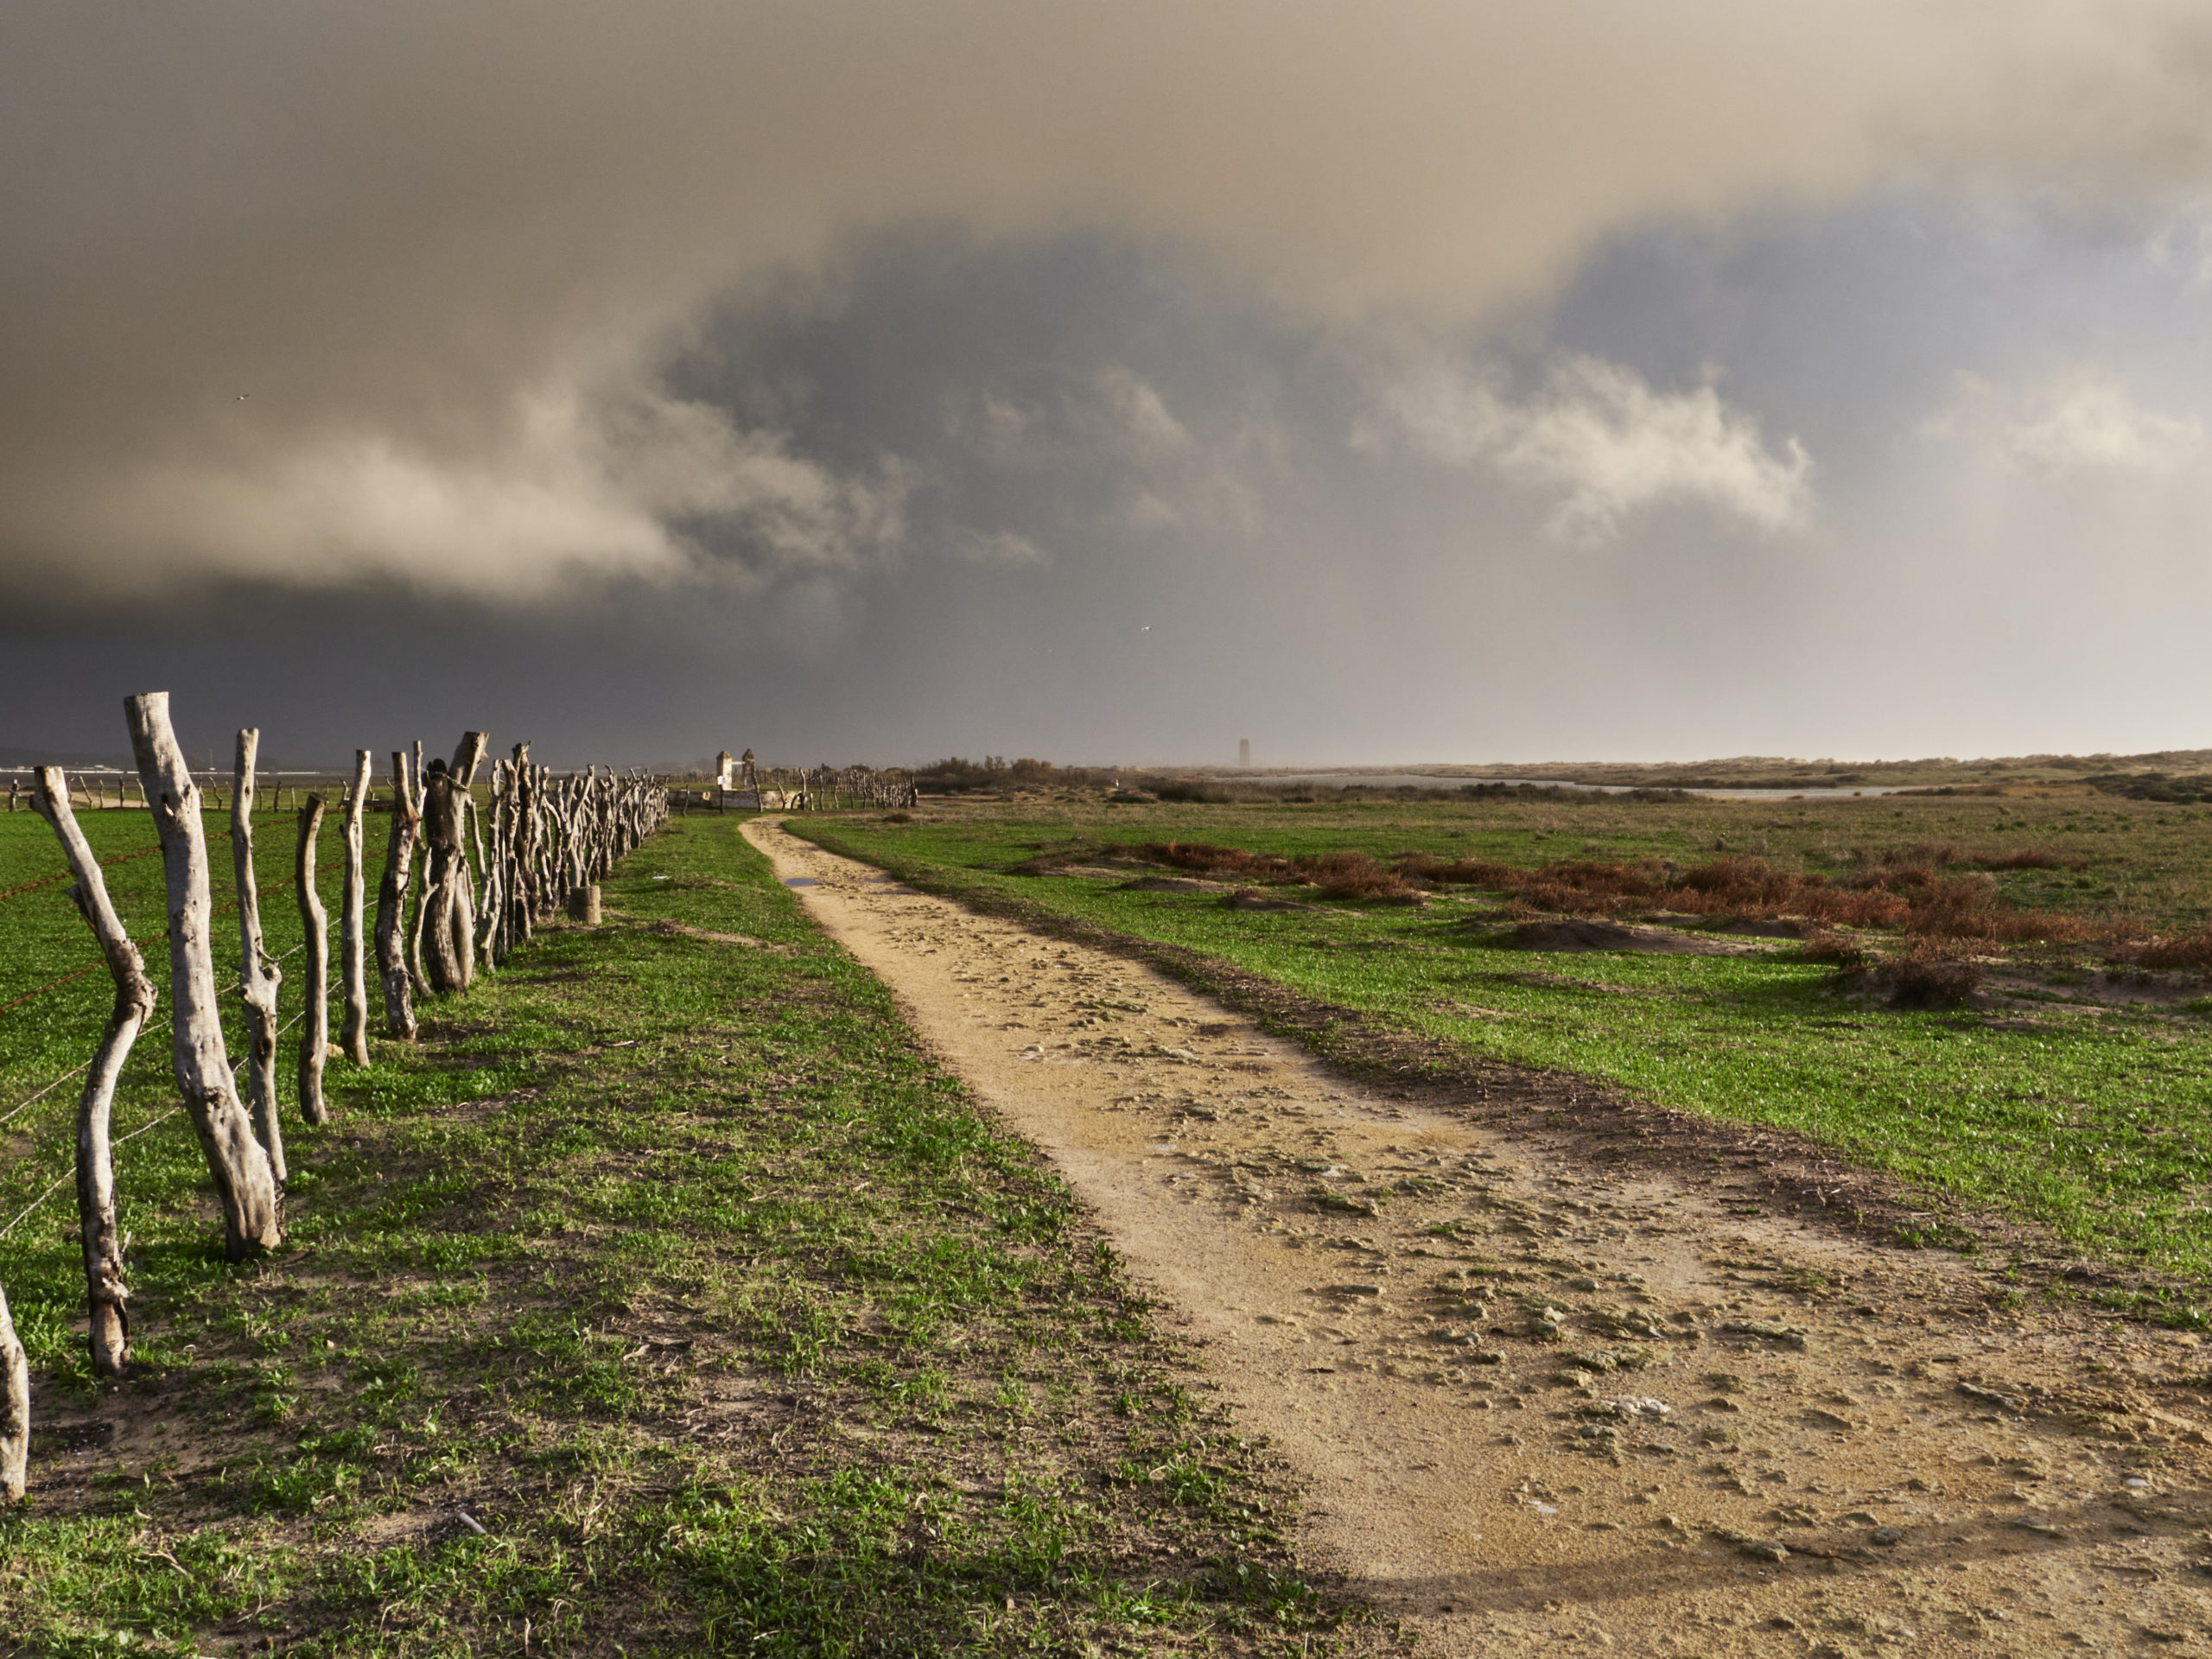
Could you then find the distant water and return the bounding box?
[1239,772,1910,800]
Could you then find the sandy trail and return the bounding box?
[747,818,2212,1656]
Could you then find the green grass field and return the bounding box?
[796,789,2212,1303]
[0,811,1337,1656]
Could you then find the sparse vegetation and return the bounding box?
[797,787,2212,1288]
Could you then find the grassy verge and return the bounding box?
[793,802,2212,1302]
[0,814,1341,1656]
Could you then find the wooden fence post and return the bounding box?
[468,756,497,973]
[340,751,372,1065]
[0,1283,25,1501]
[124,691,282,1258]
[232,730,285,1185]
[426,731,487,995]
[34,766,154,1376]
[296,795,329,1124]
[374,751,421,1039]
[404,742,430,1001]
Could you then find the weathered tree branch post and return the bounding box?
[374,751,421,1039]
[476,762,506,968]
[405,741,431,1001]
[296,794,330,1124]
[0,1282,26,1501]
[425,731,488,995]
[232,730,286,1185]
[34,767,154,1376]
[340,750,372,1065]
[124,692,282,1258]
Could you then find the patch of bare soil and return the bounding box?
[747,819,2212,1657]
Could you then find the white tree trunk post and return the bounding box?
[374,751,420,1039]
[340,750,372,1065]
[124,692,282,1259]
[35,767,154,1376]
[296,794,330,1124]
[0,1281,26,1501]
[232,730,285,1185]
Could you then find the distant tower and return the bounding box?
[1238,738,1250,769]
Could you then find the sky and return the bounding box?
[6,2,2212,771]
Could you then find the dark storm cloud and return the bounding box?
[6,1,2212,602]
[8,3,2212,765]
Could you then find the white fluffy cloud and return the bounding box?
[1929,366,2205,475]
[1362,355,1813,542]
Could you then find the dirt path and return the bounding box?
[747,819,2212,1656]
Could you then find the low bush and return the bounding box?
[1859,946,1986,1009]
[2117,927,2212,973]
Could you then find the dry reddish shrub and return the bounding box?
[1141,838,2107,944]
[1142,841,1420,901]
[1294,850,1423,902]
[2116,927,2212,971]
[1141,841,1293,882]
[1796,886,1913,927]
[1974,847,2083,872]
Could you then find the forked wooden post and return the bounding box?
[124,691,281,1259]
[426,730,488,995]
[232,730,286,1185]
[374,751,421,1039]
[296,794,330,1124]
[34,766,153,1376]
[340,751,372,1065]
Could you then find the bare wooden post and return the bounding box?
[232,730,285,1185]
[124,692,282,1258]
[34,767,154,1376]
[425,731,488,995]
[340,751,372,1065]
[374,751,420,1039]
[296,795,329,1124]
[475,764,505,969]
[0,1282,26,1501]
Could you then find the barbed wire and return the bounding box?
[0,830,385,1023]
[0,919,334,1128]
[0,807,305,907]
[0,941,345,1239]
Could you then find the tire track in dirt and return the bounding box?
[747,818,2212,1656]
